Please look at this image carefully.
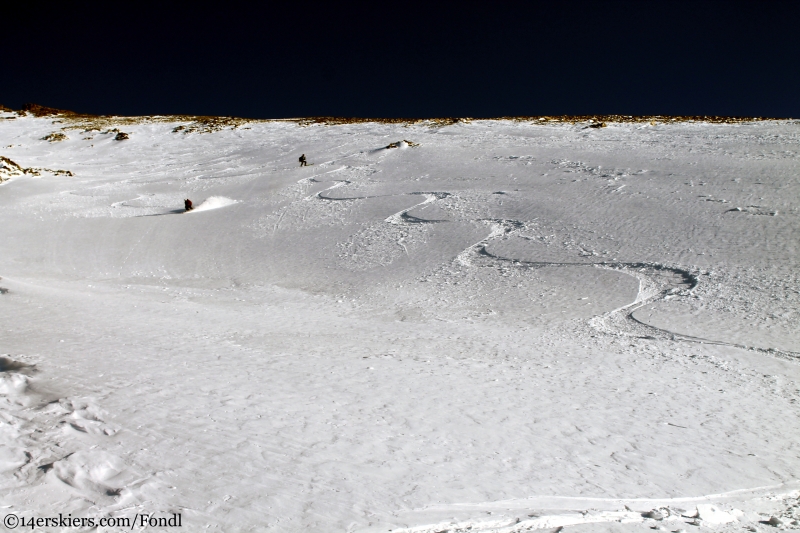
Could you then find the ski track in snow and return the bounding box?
[307,180,800,362]
[384,192,451,225]
[474,230,800,363]
[315,179,353,200]
[385,482,800,532]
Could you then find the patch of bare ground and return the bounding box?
[289,115,787,126]
[8,104,792,134]
[41,132,68,142]
[0,104,16,119]
[294,116,471,127]
[17,103,254,134]
[0,155,73,182]
[172,116,251,134]
[498,114,785,125]
[1,156,31,182]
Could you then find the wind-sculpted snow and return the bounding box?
[1,114,799,532]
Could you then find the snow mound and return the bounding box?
[190,196,238,213]
[385,139,418,149]
[695,504,737,525]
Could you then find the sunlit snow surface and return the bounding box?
[1,113,799,532]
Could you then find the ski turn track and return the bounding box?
[309,179,800,363]
[463,221,800,363]
[380,481,800,533]
[385,192,451,225]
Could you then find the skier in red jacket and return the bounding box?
[184,199,193,211]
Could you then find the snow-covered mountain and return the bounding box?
[1,109,799,532]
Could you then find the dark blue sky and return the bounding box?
[4,1,799,118]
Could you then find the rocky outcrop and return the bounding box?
[385,140,420,149]
[0,156,73,182]
[42,132,68,142]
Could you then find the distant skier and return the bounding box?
[299,154,308,167]
[184,199,193,211]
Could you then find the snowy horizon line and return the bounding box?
[2,103,794,124]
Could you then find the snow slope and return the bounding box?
[0,111,799,532]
